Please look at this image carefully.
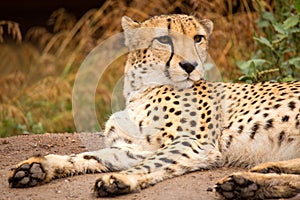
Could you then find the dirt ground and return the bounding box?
[0,133,244,200]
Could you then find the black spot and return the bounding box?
[145,104,150,109]
[251,100,257,105]
[164,115,169,119]
[264,119,273,130]
[165,96,171,101]
[227,122,233,129]
[184,103,191,107]
[180,118,187,123]
[254,110,260,115]
[247,117,253,123]
[190,120,196,127]
[278,131,285,145]
[154,163,163,168]
[208,123,214,129]
[126,151,136,159]
[168,135,174,140]
[143,165,151,173]
[201,113,206,119]
[173,101,180,105]
[170,150,180,154]
[200,126,205,131]
[288,101,296,110]
[169,108,175,112]
[282,115,289,122]
[206,117,211,123]
[146,135,151,143]
[243,110,250,115]
[182,153,190,159]
[250,123,259,139]
[238,125,244,134]
[190,111,196,116]
[263,113,269,118]
[153,116,159,121]
[226,135,233,148]
[273,104,281,109]
[192,148,199,154]
[124,138,132,144]
[159,157,176,164]
[166,122,173,127]
[296,120,300,129]
[175,111,182,115]
[182,141,191,147]
[83,155,101,163]
[177,126,183,132]
[147,110,151,116]
[215,114,219,120]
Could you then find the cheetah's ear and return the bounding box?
[122,16,140,47]
[200,19,213,36]
[122,16,140,31]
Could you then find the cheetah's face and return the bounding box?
[122,15,213,89]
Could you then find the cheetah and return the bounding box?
[8,14,300,199]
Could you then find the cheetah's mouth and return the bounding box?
[173,78,196,88]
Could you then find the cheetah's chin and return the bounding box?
[173,79,195,89]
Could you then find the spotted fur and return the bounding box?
[8,14,300,199]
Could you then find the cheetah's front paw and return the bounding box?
[8,157,47,188]
[94,173,138,197]
[215,172,259,199]
[215,172,300,199]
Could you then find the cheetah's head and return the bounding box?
[122,14,213,97]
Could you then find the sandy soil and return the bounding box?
[0,133,243,200]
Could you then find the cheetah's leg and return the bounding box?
[93,136,221,197]
[9,110,154,188]
[250,158,300,174]
[8,146,151,188]
[215,172,300,199]
[215,158,300,199]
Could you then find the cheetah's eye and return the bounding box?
[156,35,172,44]
[194,35,205,43]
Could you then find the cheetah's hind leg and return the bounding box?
[250,158,300,174]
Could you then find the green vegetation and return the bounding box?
[238,0,300,82]
[1,0,298,137]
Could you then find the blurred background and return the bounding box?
[0,0,299,137]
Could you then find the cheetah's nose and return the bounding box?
[179,61,197,74]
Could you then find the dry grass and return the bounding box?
[0,0,269,137]
[0,20,22,43]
